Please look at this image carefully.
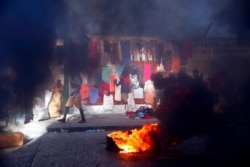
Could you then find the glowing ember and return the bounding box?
[107,123,160,153]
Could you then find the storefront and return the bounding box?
[52,36,250,114]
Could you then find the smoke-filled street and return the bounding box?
[1,0,250,167]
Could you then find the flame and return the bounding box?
[107,123,160,153]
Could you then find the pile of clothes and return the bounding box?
[125,106,154,119]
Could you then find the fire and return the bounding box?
[107,123,160,153]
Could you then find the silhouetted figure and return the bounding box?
[58,73,86,123]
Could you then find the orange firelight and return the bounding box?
[107,123,160,153]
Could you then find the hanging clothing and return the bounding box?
[103,94,114,111]
[101,66,111,83]
[110,41,119,64]
[133,87,144,99]
[95,68,102,88]
[116,63,124,76]
[127,92,136,111]
[129,74,139,89]
[110,73,116,93]
[80,84,89,100]
[131,40,140,61]
[114,85,121,102]
[143,63,152,81]
[171,56,181,72]
[156,42,164,66]
[121,92,129,102]
[151,40,157,60]
[120,75,131,93]
[121,40,131,65]
[118,41,122,62]
[162,50,172,72]
[99,81,110,96]
[144,80,155,105]
[104,40,111,54]
[114,74,122,101]
[89,87,99,104]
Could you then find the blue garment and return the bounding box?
[121,40,131,65]
[121,83,131,93]
[89,87,99,104]
[95,69,102,88]
[137,112,144,118]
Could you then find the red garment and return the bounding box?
[99,81,110,96]
[171,56,181,72]
[143,63,151,81]
[133,61,157,82]
[80,84,89,100]
[144,115,152,119]
[121,76,131,84]
[109,73,116,93]
[126,111,135,117]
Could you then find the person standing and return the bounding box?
[58,72,86,123]
[48,79,63,118]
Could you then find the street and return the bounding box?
[1,129,249,167]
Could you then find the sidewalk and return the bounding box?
[4,113,159,138]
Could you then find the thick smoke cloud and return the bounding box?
[212,0,250,38]
[0,0,66,119]
[61,0,250,38]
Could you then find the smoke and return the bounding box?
[212,0,250,38]
[0,0,66,118]
[60,0,250,38]
[151,72,223,140]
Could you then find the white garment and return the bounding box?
[144,79,155,104]
[144,80,155,93]
[103,94,114,111]
[133,87,144,99]
[129,74,139,89]
[114,85,121,101]
[127,92,135,106]
[127,92,136,111]
[114,74,121,101]
[141,47,147,61]
[157,63,165,72]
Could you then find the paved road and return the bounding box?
[1,131,249,167]
[0,113,250,167]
